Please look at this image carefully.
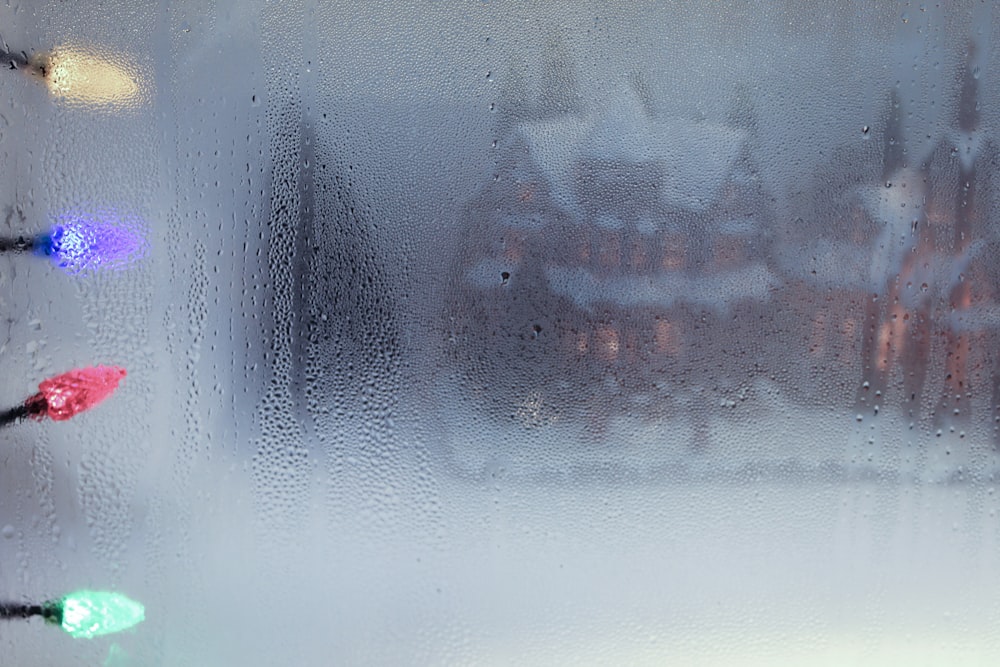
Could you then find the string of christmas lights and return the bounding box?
[0,32,150,646]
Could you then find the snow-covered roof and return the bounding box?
[515,91,745,213]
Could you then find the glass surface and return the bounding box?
[1,2,999,664]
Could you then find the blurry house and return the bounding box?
[446,73,779,430]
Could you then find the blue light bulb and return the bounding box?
[39,211,147,274]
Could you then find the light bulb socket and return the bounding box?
[40,600,63,625]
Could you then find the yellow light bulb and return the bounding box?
[30,45,147,111]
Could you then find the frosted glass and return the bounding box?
[1,2,999,664]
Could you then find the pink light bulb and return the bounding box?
[27,365,127,421]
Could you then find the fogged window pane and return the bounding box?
[1,2,999,665]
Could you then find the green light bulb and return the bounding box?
[46,590,145,639]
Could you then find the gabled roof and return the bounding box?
[515,90,745,212]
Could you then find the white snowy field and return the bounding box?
[4,454,999,665]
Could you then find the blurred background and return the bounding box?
[1,1,999,664]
